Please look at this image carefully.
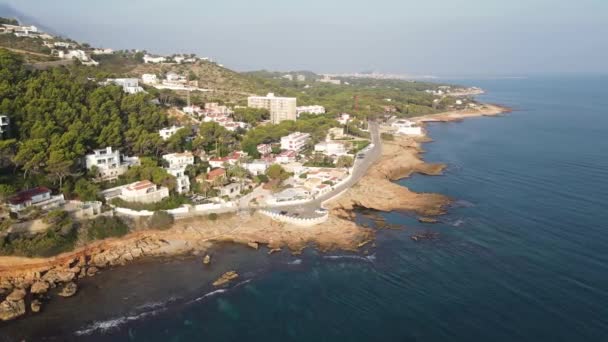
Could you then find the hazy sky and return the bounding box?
[3,0,607,76]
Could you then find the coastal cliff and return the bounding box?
[0,103,508,322]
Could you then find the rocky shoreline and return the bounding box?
[0,103,509,322]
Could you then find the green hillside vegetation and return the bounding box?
[0,49,169,194]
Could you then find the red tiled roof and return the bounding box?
[8,187,51,205]
[207,168,226,180]
[127,180,155,191]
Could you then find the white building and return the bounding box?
[119,180,169,204]
[166,166,190,194]
[318,75,341,85]
[143,54,166,64]
[0,115,9,135]
[53,41,73,49]
[85,147,139,182]
[242,160,269,176]
[248,93,297,124]
[314,141,348,156]
[158,125,183,140]
[337,113,351,125]
[141,73,158,85]
[162,152,195,168]
[392,119,423,136]
[106,78,145,94]
[296,105,325,116]
[91,48,114,55]
[276,150,298,164]
[296,75,306,82]
[218,183,242,199]
[257,144,272,155]
[272,187,311,203]
[280,132,310,152]
[183,105,202,115]
[8,187,65,214]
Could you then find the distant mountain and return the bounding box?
[0,3,60,35]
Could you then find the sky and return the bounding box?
[2,0,607,76]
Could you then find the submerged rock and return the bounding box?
[0,299,26,321]
[268,248,282,255]
[58,282,78,297]
[418,217,438,224]
[31,299,42,313]
[411,231,440,241]
[247,242,259,250]
[212,271,239,287]
[203,255,211,265]
[86,267,99,277]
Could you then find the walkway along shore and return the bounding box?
[0,103,510,321]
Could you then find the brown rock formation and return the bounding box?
[212,271,239,287]
[0,298,25,321]
[58,282,78,297]
[30,281,50,294]
[31,299,42,313]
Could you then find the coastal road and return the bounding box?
[266,121,382,217]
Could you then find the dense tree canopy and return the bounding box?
[0,49,169,192]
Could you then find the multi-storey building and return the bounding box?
[296,105,325,116]
[280,132,311,152]
[85,147,139,182]
[162,152,195,169]
[247,93,297,124]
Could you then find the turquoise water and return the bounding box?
[3,76,608,341]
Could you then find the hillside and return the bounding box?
[0,15,465,118]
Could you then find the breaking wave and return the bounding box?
[323,254,376,263]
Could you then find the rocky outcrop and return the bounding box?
[203,255,211,265]
[86,267,99,277]
[42,268,76,284]
[212,271,238,287]
[6,288,26,301]
[247,242,259,250]
[30,281,50,295]
[0,298,25,321]
[58,282,78,297]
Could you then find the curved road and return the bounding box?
[264,121,382,217]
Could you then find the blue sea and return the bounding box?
[2,75,608,341]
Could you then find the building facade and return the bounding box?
[162,152,195,168]
[8,187,65,214]
[248,93,297,124]
[166,167,191,194]
[280,132,311,152]
[119,180,169,204]
[296,105,325,116]
[85,147,139,182]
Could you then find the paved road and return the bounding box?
[265,121,382,217]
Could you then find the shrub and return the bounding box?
[381,133,394,141]
[84,216,129,241]
[208,213,218,221]
[147,211,174,230]
[110,195,191,211]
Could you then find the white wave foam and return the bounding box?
[323,255,374,263]
[74,307,164,336]
[452,219,465,227]
[191,288,228,303]
[288,259,302,265]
